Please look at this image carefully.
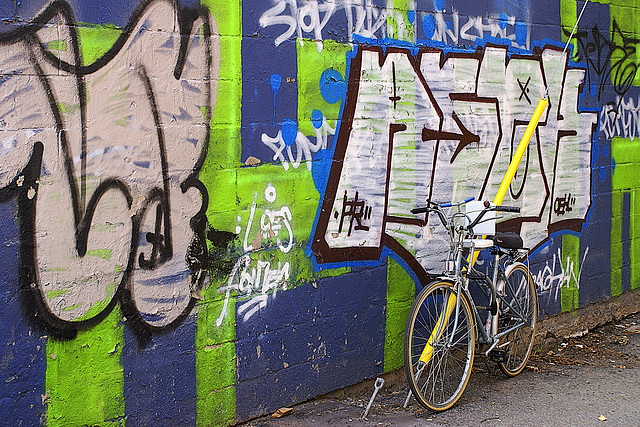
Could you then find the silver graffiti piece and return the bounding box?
[311,44,597,282]
[0,0,220,336]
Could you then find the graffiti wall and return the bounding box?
[0,0,638,424]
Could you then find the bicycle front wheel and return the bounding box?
[404,280,475,411]
[497,264,538,377]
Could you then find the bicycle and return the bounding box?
[403,198,538,412]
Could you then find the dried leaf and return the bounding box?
[272,407,293,418]
[598,415,607,421]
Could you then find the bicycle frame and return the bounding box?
[414,200,528,358]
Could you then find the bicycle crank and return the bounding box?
[488,349,508,363]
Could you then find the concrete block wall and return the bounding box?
[0,0,638,424]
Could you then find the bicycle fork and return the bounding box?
[417,288,457,365]
[405,286,459,409]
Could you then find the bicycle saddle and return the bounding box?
[491,232,523,249]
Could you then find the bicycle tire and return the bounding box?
[497,263,538,377]
[404,280,476,411]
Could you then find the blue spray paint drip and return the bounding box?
[407,9,415,25]
[271,73,282,126]
[434,0,445,11]
[310,111,329,193]
[311,109,323,129]
[592,141,599,166]
[611,157,616,175]
[281,119,298,146]
[319,69,344,104]
[422,14,435,39]
[599,165,606,182]
[590,82,597,98]
[515,21,527,46]
[602,143,609,158]
[499,13,508,30]
[312,148,332,193]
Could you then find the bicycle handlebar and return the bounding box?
[494,205,520,213]
[410,206,430,214]
[411,199,521,232]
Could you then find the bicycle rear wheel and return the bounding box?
[497,264,538,377]
[404,280,475,411]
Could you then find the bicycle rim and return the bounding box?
[404,281,475,411]
[498,264,538,376]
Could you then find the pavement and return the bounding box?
[240,312,640,427]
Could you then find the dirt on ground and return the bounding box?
[529,311,640,370]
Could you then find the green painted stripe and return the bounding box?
[77,25,122,65]
[611,137,640,295]
[607,2,640,87]
[200,0,242,173]
[611,190,623,297]
[197,0,242,424]
[384,257,415,373]
[560,234,580,313]
[386,0,414,42]
[196,294,237,426]
[44,25,126,427]
[46,308,125,426]
[559,0,578,60]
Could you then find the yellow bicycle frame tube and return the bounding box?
[418,291,457,364]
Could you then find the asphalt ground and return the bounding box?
[240,312,640,427]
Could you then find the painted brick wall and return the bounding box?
[0,0,638,424]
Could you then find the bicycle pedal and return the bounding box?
[488,349,508,363]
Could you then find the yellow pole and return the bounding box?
[469,94,549,268]
[493,95,549,206]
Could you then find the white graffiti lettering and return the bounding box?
[600,96,640,141]
[436,10,530,50]
[261,117,335,171]
[532,247,589,306]
[217,184,294,326]
[216,254,291,327]
[259,0,388,50]
[259,0,530,51]
[311,45,597,276]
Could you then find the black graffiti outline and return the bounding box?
[573,20,640,109]
[336,190,370,236]
[0,0,214,343]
